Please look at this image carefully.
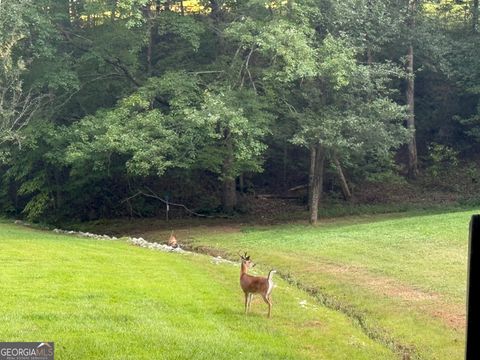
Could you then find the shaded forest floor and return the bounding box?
[68,179,480,234]
[66,170,480,228]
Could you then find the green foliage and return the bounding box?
[1,120,68,220]
[1,0,479,220]
[317,35,357,90]
[225,17,317,82]
[186,89,271,178]
[291,38,408,169]
[0,0,53,146]
[67,72,270,184]
[364,168,407,185]
[425,142,459,178]
[21,192,51,220]
[156,11,204,51]
[330,0,404,55]
[257,20,318,81]
[69,108,174,176]
[67,75,188,175]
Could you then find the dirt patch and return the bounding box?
[319,263,438,301]
[307,261,465,330]
[430,308,466,331]
[303,320,324,328]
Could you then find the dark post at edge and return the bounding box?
[466,215,479,359]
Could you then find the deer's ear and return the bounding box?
[246,256,250,260]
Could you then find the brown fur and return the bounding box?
[239,256,274,318]
[167,231,178,248]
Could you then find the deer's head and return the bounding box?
[239,251,255,269]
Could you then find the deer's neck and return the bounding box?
[240,263,249,276]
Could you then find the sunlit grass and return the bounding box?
[183,209,475,360]
[0,221,395,359]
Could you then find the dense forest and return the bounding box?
[1,0,479,224]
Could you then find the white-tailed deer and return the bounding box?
[239,252,276,318]
[167,231,178,248]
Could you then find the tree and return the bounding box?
[473,0,479,32]
[2,0,480,223]
[0,0,49,147]
[0,58,46,147]
[405,0,419,179]
[186,89,271,212]
[218,2,409,223]
[291,37,408,223]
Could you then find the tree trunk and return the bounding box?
[141,4,155,76]
[308,144,316,211]
[222,177,236,213]
[405,0,418,179]
[366,48,373,65]
[147,23,153,75]
[210,0,220,18]
[222,132,236,213]
[406,44,418,179]
[282,143,288,192]
[69,0,77,24]
[474,0,479,33]
[309,143,325,225]
[239,173,244,194]
[333,155,352,201]
[54,170,63,210]
[111,0,117,21]
[366,0,373,64]
[54,0,70,27]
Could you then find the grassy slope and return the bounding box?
[171,210,474,360]
[0,221,394,360]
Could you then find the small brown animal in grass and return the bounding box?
[239,252,276,318]
[167,231,178,248]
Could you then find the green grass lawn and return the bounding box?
[0,221,396,359]
[146,209,473,360]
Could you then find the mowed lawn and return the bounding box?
[165,210,474,360]
[0,221,396,360]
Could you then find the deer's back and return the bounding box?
[240,274,268,294]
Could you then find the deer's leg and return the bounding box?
[261,294,272,318]
[248,293,253,311]
[244,292,249,314]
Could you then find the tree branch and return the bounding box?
[121,187,231,218]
